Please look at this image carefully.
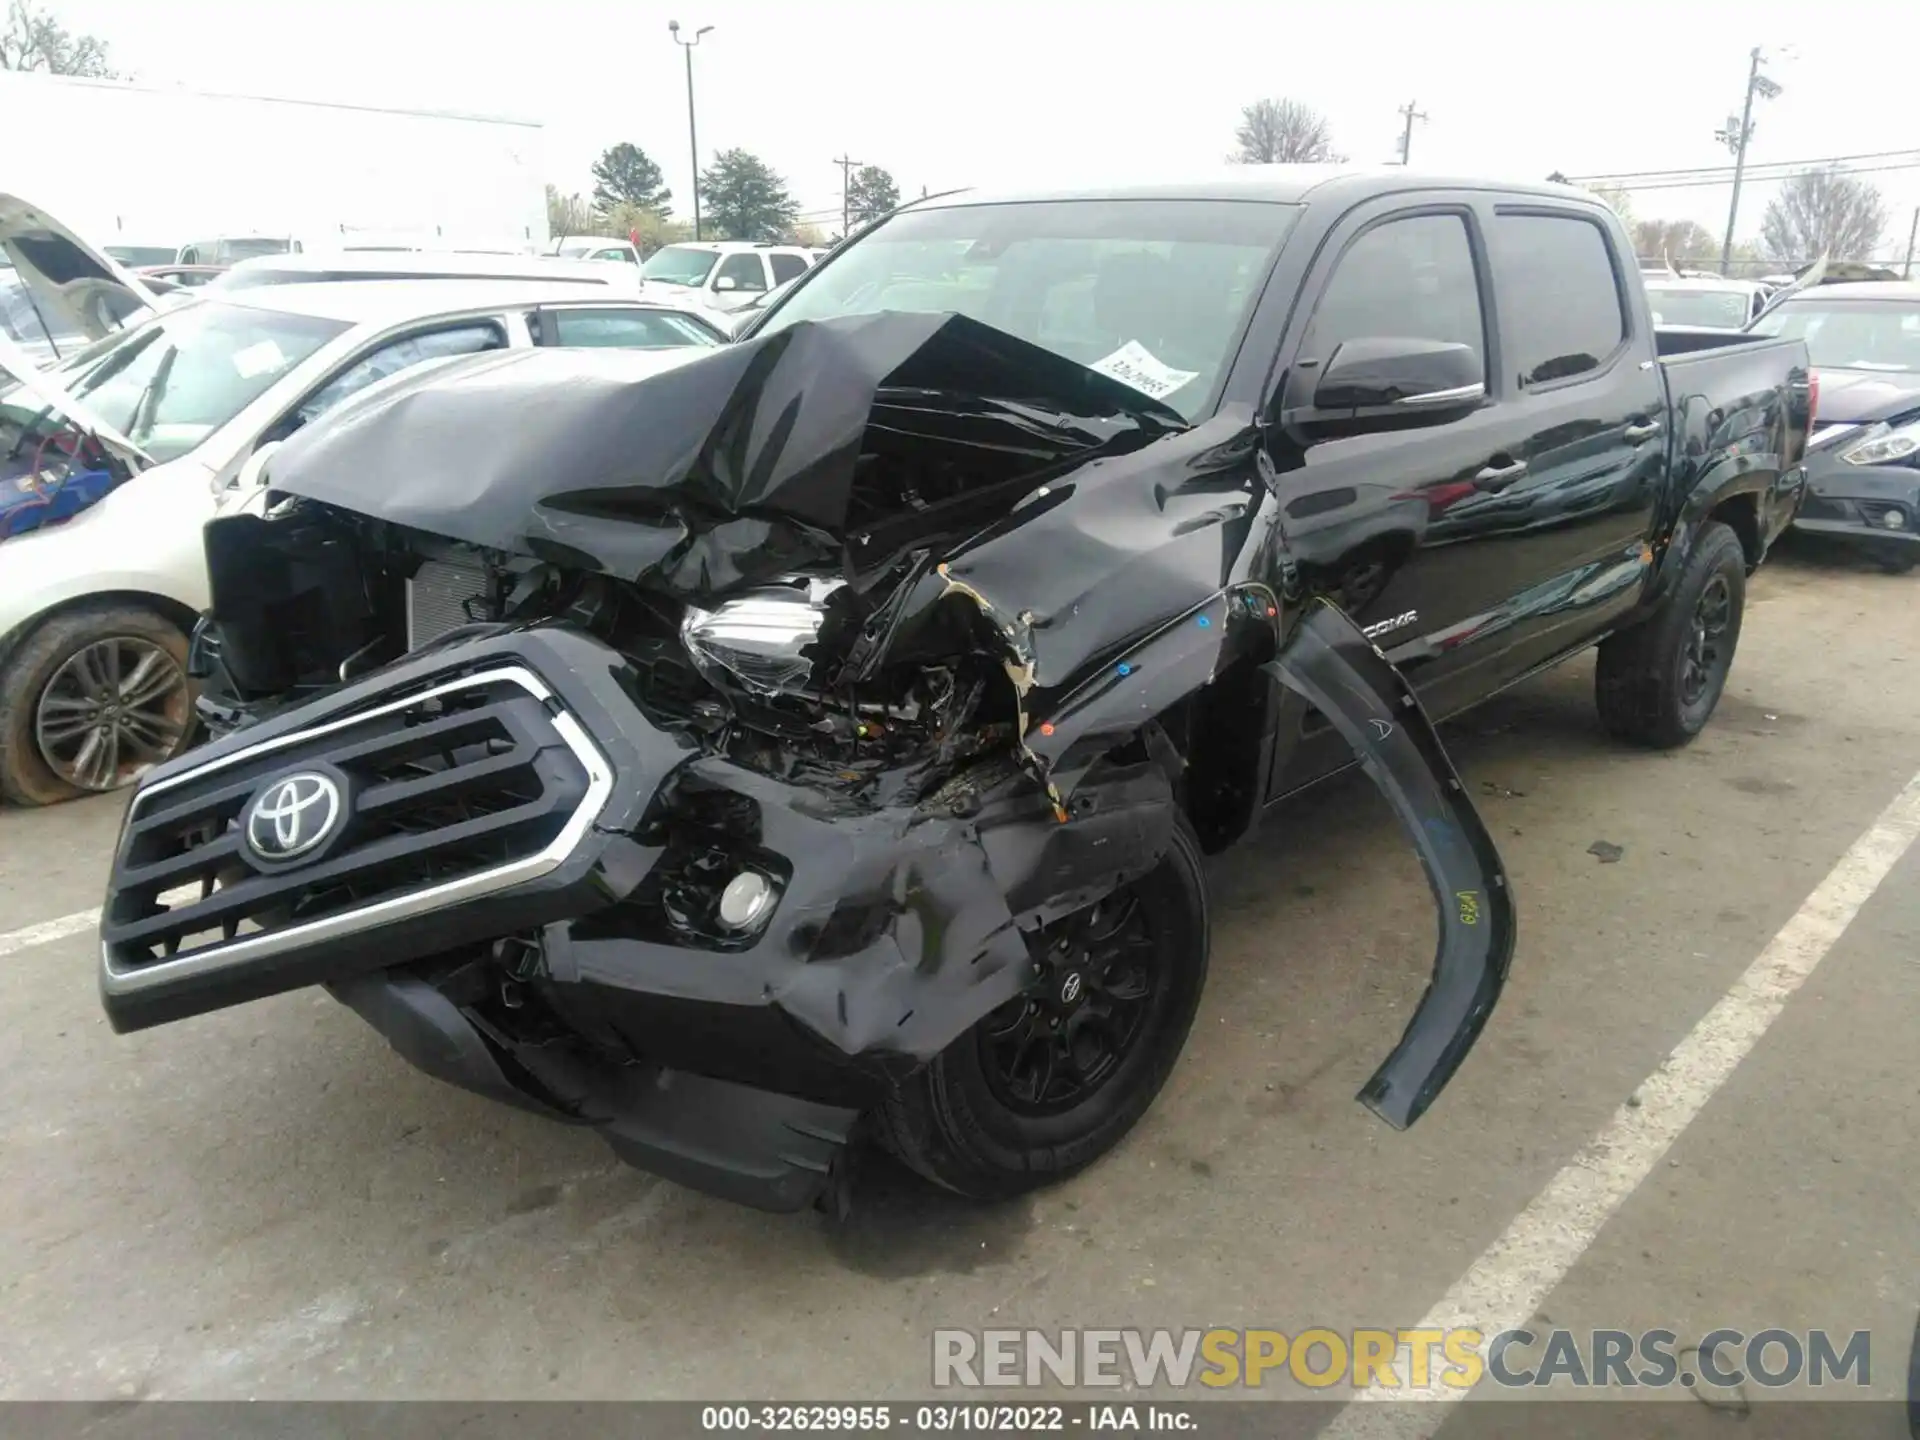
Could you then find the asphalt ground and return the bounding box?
[1,538,1915,1432]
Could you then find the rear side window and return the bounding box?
[1492,213,1628,387]
[542,308,720,348]
[768,252,807,285]
[1300,213,1485,369]
[715,253,768,293]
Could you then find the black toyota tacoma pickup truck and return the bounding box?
[96,171,1811,1214]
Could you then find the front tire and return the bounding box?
[0,604,195,807]
[1595,520,1746,749]
[878,816,1210,1200]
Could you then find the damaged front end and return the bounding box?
[100,313,1513,1211]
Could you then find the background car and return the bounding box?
[0,269,724,806]
[640,240,820,314]
[1644,276,1771,330]
[1752,280,1920,572]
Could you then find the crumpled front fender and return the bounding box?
[1264,601,1516,1128]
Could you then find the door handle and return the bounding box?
[1623,419,1664,443]
[1473,457,1528,491]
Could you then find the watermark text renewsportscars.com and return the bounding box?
[931,1327,1872,1392]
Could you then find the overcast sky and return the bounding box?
[60,0,1920,259]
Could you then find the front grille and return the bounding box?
[102,667,608,982]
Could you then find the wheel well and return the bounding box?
[1707,492,1762,570]
[0,591,199,669]
[1149,648,1276,855]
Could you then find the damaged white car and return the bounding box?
[0,195,726,805]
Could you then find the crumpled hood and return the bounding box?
[264,311,1186,601]
[1810,367,1920,426]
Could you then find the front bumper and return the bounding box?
[97,624,1178,1209]
[1790,457,1920,550]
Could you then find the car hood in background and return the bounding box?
[1809,367,1920,426]
[0,193,158,355]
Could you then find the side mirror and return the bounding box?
[1310,338,1485,416]
[715,275,737,291]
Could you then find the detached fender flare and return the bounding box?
[1263,601,1516,1129]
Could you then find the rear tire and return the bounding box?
[0,604,195,807]
[1595,521,1745,749]
[878,815,1210,1201]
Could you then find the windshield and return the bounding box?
[0,300,348,464]
[1646,285,1751,329]
[642,245,721,286]
[1753,297,1920,373]
[753,198,1302,420]
[104,246,175,268]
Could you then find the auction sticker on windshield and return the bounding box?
[1089,341,1197,402]
[232,338,288,379]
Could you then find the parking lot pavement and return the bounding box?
[0,547,1915,1406]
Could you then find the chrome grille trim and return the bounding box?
[100,665,612,997]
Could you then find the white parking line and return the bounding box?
[1324,763,1920,1437]
[0,907,100,958]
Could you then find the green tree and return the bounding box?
[846,165,900,226]
[590,142,671,217]
[700,148,798,241]
[0,0,116,75]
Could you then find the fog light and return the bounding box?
[717,870,777,932]
[1883,509,1907,530]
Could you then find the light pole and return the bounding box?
[1716,46,1782,275]
[669,20,713,241]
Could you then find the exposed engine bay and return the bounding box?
[103,313,1515,1212]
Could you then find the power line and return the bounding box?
[1608,159,1920,194]
[1570,147,1920,185]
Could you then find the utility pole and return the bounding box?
[1904,205,1919,280]
[1716,46,1782,276]
[668,21,714,241]
[834,154,863,238]
[1396,101,1427,166]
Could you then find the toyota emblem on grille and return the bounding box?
[243,772,344,863]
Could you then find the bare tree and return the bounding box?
[1232,98,1343,165]
[1586,184,1634,226]
[1632,218,1718,266]
[1761,166,1889,263]
[545,185,595,238]
[0,0,116,76]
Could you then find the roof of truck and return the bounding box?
[905,166,1599,210]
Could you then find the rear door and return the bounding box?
[1474,206,1665,668]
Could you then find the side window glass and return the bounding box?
[1301,213,1486,373]
[716,253,767,293]
[1491,213,1628,386]
[546,309,714,349]
[768,252,807,285]
[295,323,504,427]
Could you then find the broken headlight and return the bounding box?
[679,578,844,695]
